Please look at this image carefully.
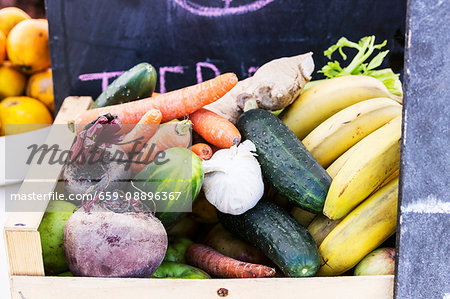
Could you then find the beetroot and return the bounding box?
[63,114,131,203]
[63,207,167,277]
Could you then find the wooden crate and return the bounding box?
[4,97,395,299]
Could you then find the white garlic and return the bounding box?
[202,140,264,215]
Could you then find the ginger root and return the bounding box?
[205,52,314,123]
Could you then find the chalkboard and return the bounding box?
[45,0,406,111]
[395,0,450,298]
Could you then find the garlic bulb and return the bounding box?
[202,140,264,215]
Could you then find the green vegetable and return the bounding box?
[217,201,320,277]
[152,262,210,279]
[307,36,402,96]
[57,271,74,277]
[91,62,157,108]
[164,237,194,264]
[38,200,76,275]
[131,147,204,227]
[237,109,332,214]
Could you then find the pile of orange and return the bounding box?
[0,7,54,136]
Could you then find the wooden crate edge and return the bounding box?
[10,275,394,299]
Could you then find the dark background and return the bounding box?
[0,0,45,18]
[45,0,406,111]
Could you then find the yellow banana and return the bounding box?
[307,214,341,247]
[326,142,361,178]
[317,177,398,276]
[323,115,402,219]
[302,98,402,167]
[280,75,401,139]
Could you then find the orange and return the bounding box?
[26,68,54,112]
[6,19,50,74]
[0,61,27,99]
[0,31,5,62]
[0,96,53,136]
[0,7,31,37]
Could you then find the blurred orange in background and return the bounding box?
[0,2,53,136]
[6,18,50,74]
[0,6,30,36]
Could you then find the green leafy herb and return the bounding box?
[316,36,402,96]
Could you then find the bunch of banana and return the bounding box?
[281,75,403,276]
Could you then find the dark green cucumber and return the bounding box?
[217,201,320,277]
[236,109,331,214]
[91,62,157,108]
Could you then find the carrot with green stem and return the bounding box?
[74,73,238,133]
[189,108,241,148]
[119,109,162,154]
[130,120,192,174]
[190,143,213,160]
[185,243,276,278]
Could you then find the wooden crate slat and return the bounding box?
[5,231,45,277]
[10,275,394,299]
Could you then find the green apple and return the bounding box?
[354,247,395,276]
[163,237,194,263]
[38,200,76,275]
[152,262,210,279]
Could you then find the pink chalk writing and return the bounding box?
[196,62,221,84]
[159,66,185,93]
[78,71,125,92]
[223,0,232,8]
[173,0,276,17]
[248,66,259,77]
[78,62,259,94]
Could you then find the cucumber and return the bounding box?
[91,62,157,108]
[131,147,204,227]
[217,201,320,277]
[236,109,331,214]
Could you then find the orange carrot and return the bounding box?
[120,109,162,154]
[190,143,213,160]
[186,244,276,278]
[151,92,160,97]
[189,108,241,148]
[130,120,192,174]
[75,73,238,133]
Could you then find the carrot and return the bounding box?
[190,143,213,160]
[75,73,238,133]
[189,108,241,148]
[130,120,192,174]
[119,109,162,154]
[185,244,276,278]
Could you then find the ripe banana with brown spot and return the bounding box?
[323,115,402,220]
[317,177,398,276]
[280,75,401,140]
[302,98,402,167]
